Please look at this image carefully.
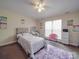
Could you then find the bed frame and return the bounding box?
[16,28,45,59]
[16,28,29,34]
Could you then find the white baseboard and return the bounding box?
[0,41,16,47]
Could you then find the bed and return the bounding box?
[16,28,45,59]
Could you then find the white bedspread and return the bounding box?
[17,33,45,59]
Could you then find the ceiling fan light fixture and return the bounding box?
[35,1,40,5]
[38,7,45,12]
[33,0,45,12]
[38,9,42,12]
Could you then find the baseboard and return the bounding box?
[55,41,79,48]
[0,41,16,47]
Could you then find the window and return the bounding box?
[45,21,53,37]
[45,19,62,39]
[52,20,62,39]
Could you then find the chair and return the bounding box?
[48,33,57,41]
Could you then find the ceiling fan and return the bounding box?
[26,0,47,12]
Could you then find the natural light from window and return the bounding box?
[45,21,53,37]
[45,19,62,39]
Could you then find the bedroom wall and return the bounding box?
[0,9,37,46]
[39,12,79,46]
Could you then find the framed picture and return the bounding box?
[21,19,25,24]
[0,16,7,29]
[73,25,79,32]
[67,20,73,26]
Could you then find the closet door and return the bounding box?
[69,19,79,46]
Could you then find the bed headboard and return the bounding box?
[16,28,29,34]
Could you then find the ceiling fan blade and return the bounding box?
[23,0,34,6]
[44,5,51,8]
[26,2,33,5]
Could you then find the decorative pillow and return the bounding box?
[23,33,33,37]
[31,31,40,36]
[17,34,22,38]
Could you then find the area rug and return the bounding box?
[35,44,73,59]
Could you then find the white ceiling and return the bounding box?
[0,0,79,19]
